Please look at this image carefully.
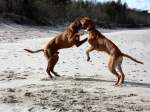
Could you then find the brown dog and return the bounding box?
[24,19,87,78]
[80,17,143,85]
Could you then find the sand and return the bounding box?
[0,23,150,112]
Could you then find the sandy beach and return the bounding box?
[0,23,150,112]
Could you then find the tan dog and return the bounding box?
[80,17,143,85]
[24,19,87,78]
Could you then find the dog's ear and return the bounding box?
[69,18,82,29]
[88,19,95,29]
[80,17,93,24]
[80,17,87,26]
[83,17,91,20]
[74,18,81,26]
[80,17,95,30]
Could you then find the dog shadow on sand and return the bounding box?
[74,77,150,88]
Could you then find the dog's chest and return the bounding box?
[88,37,106,51]
[88,38,96,45]
[88,38,99,49]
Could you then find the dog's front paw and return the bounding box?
[87,57,90,61]
[55,73,61,77]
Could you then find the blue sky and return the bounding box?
[97,0,150,11]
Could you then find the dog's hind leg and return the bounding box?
[44,49,53,78]
[46,62,53,79]
[46,53,59,78]
[44,49,49,61]
[50,53,60,77]
[108,55,121,85]
[117,57,125,84]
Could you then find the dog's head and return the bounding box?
[69,18,82,31]
[80,17,95,31]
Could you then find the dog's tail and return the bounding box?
[24,49,44,53]
[122,53,143,64]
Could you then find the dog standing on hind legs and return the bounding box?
[24,19,87,79]
[80,17,143,86]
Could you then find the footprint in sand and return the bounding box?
[3,95,21,103]
[24,92,34,97]
[128,93,137,97]
[106,107,116,111]
[40,77,61,81]
[62,70,69,73]
[38,68,43,70]
[23,74,28,77]
[7,88,15,92]
[128,73,131,75]
[131,70,136,73]
[75,67,79,70]
[75,73,80,75]
[141,99,150,102]
[28,107,34,112]
[40,78,51,81]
